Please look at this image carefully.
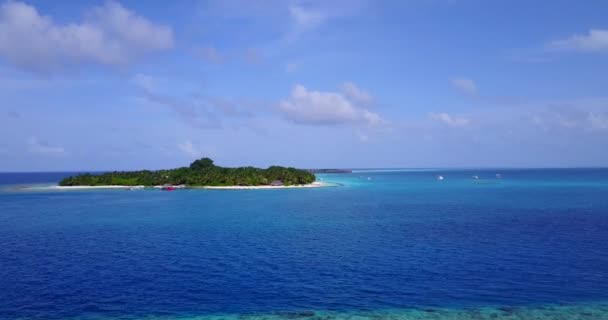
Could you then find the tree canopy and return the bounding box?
[189,157,214,170]
[59,158,316,187]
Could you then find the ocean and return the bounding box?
[1,169,608,319]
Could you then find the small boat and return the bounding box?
[473,175,479,180]
[496,173,502,179]
[161,184,175,191]
[437,175,444,181]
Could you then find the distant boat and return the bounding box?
[496,173,502,179]
[437,175,444,181]
[473,175,479,180]
[128,186,144,191]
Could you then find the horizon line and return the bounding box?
[2,166,608,173]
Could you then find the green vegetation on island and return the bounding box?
[59,158,316,187]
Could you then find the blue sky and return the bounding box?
[1,0,608,171]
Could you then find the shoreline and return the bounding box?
[196,181,327,190]
[51,185,142,190]
[19,181,330,191]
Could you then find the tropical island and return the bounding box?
[59,158,316,188]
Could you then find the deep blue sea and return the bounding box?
[1,169,608,320]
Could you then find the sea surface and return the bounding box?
[1,169,608,320]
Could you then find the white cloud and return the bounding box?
[532,106,608,132]
[132,73,256,129]
[285,1,367,42]
[289,5,326,30]
[450,77,477,95]
[430,112,470,127]
[277,84,382,126]
[362,110,382,125]
[177,140,218,158]
[0,0,174,72]
[341,82,373,104]
[27,137,65,155]
[547,29,608,52]
[177,141,199,156]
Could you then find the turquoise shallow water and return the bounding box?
[1,169,608,319]
[85,303,608,320]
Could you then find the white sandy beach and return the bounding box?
[198,182,327,190]
[25,182,329,191]
[50,185,144,190]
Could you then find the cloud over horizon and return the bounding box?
[132,74,257,130]
[547,29,608,53]
[430,113,470,127]
[27,137,65,156]
[277,84,382,126]
[531,103,608,133]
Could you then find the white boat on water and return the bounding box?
[473,175,479,180]
[437,175,444,181]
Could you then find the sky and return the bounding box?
[1,0,608,171]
